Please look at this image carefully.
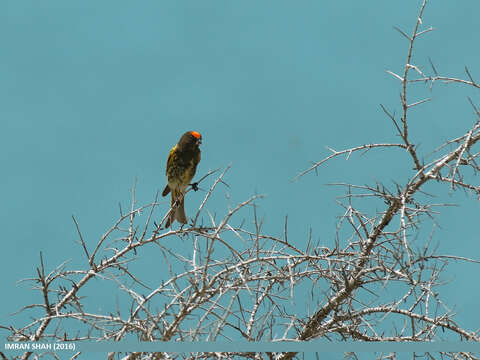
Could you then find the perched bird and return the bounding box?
[162,131,202,227]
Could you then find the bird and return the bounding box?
[162,131,202,227]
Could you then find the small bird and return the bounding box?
[162,131,202,227]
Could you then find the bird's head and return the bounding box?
[189,131,202,146]
[178,130,202,150]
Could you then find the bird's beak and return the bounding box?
[197,138,202,146]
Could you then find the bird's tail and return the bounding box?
[173,193,188,225]
[165,189,188,227]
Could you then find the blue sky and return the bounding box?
[1,0,479,352]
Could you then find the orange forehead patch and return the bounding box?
[190,131,201,139]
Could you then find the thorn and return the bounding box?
[393,26,411,41]
[428,57,438,76]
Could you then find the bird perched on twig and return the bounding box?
[162,131,202,227]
